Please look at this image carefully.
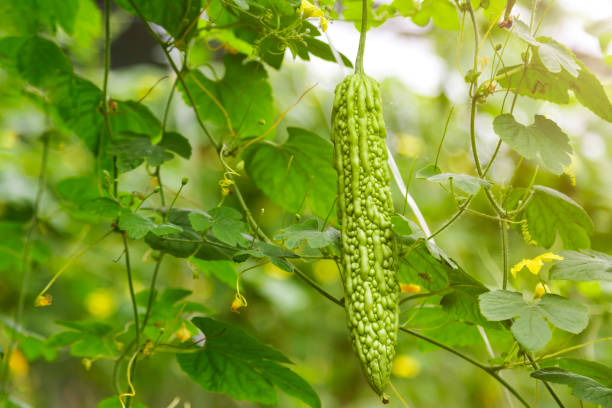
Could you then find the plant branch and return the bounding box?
[126,0,220,151]
[282,256,530,407]
[121,232,140,346]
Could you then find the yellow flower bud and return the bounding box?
[401,283,421,294]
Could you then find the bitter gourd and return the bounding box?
[331,72,399,397]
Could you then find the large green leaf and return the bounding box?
[189,207,250,248]
[531,368,612,407]
[176,317,320,408]
[511,22,580,77]
[243,127,337,219]
[109,100,162,140]
[16,36,73,88]
[188,258,239,289]
[47,321,118,358]
[492,114,572,175]
[118,211,156,240]
[144,208,203,258]
[549,250,612,281]
[541,358,612,388]
[398,245,449,291]
[411,0,460,31]
[517,186,594,249]
[497,56,612,122]
[133,288,213,344]
[52,75,103,151]
[113,0,201,38]
[181,54,274,138]
[479,290,588,351]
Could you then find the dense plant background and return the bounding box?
[0,0,611,407]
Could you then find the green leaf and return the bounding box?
[80,198,121,220]
[72,0,103,48]
[511,22,579,77]
[134,288,213,343]
[536,294,588,334]
[188,258,238,288]
[492,114,572,175]
[56,177,120,221]
[177,317,320,408]
[393,0,417,16]
[144,208,202,258]
[417,321,484,352]
[549,250,612,282]
[416,164,441,179]
[511,312,552,351]
[517,185,594,249]
[441,289,497,328]
[1,325,57,362]
[478,290,529,321]
[16,36,73,88]
[112,0,201,38]
[243,127,337,219]
[47,321,117,358]
[497,58,612,122]
[543,358,612,388]
[159,131,192,159]
[303,37,353,68]
[56,177,99,205]
[412,0,460,31]
[188,212,212,232]
[181,54,274,138]
[151,223,183,236]
[479,291,588,350]
[51,75,103,151]
[109,101,162,140]
[108,136,173,172]
[398,242,449,291]
[428,172,491,195]
[531,368,612,407]
[200,207,249,248]
[234,241,297,272]
[118,211,156,240]
[274,218,337,249]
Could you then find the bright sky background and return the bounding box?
[303,2,612,98]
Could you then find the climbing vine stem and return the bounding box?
[354,0,368,74]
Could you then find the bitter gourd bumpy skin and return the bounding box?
[331,72,399,397]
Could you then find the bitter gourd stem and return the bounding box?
[355,0,368,74]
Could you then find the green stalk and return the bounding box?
[354,0,368,74]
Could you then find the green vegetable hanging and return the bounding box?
[330,0,399,400]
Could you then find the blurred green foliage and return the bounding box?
[0,0,611,408]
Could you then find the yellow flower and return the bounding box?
[35,294,53,307]
[175,322,192,343]
[300,0,329,32]
[231,291,248,313]
[392,354,421,378]
[511,253,564,278]
[401,283,421,294]
[533,282,549,299]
